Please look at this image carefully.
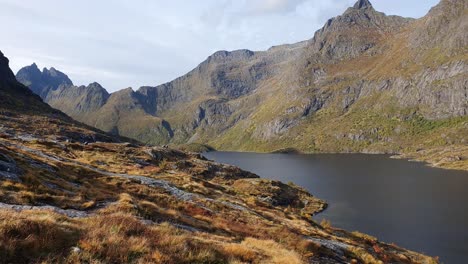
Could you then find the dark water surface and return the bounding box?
[203,152,468,263]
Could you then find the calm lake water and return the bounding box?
[203,152,468,263]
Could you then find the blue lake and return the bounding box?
[204,152,468,263]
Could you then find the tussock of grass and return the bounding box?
[241,238,303,264]
[0,210,79,263]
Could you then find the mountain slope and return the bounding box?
[16,0,468,170]
[0,50,438,263]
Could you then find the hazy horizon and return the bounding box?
[1,0,439,92]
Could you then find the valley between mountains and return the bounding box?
[0,48,438,262]
[0,0,466,263]
[16,0,468,171]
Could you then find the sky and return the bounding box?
[0,0,439,92]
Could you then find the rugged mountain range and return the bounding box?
[16,63,73,98]
[1,49,439,263]
[17,0,468,169]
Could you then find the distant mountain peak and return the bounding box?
[88,81,104,88]
[44,67,61,77]
[26,63,41,74]
[16,64,73,98]
[309,0,410,60]
[353,0,373,9]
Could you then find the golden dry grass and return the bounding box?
[0,210,79,263]
[0,110,440,264]
[241,238,304,264]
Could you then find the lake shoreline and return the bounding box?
[202,149,467,172]
[204,151,468,263]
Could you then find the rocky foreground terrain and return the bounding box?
[0,48,440,263]
[16,0,468,171]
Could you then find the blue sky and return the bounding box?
[0,0,439,92]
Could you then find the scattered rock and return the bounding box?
[0,202,89,218]
[0,153,21,182]
[308,237,350,261]
[442,156,462,162]
[16,134,39,142]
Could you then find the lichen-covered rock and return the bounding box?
[0,153,21,182]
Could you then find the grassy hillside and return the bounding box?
[0,94,439,264]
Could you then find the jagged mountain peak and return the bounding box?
[74,81,109,96]
[114,87,135,94]
[43,66,61,77]
[87,82,105,89]
[322,0,410,33]
[344,0,377,15]
[308,0,411,60]
[16,64,73,98]
[353,0,373,9]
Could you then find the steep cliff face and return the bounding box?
[409,0,467,54]
[370,0,468,119]
[15,0,468,168]
[206,0,466,155]
[135,46,302,115]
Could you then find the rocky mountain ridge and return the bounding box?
[16,0,468,170]
[16,63,73,98]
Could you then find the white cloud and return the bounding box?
[0,0,439,92]
[249,0,305,14]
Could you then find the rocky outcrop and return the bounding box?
[354,0,372,9]
[0,202,89,218]
[0,153,21,182]
[408,0,468,54]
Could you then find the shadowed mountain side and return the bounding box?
[1,52,59,114]
[16,63,73,98]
